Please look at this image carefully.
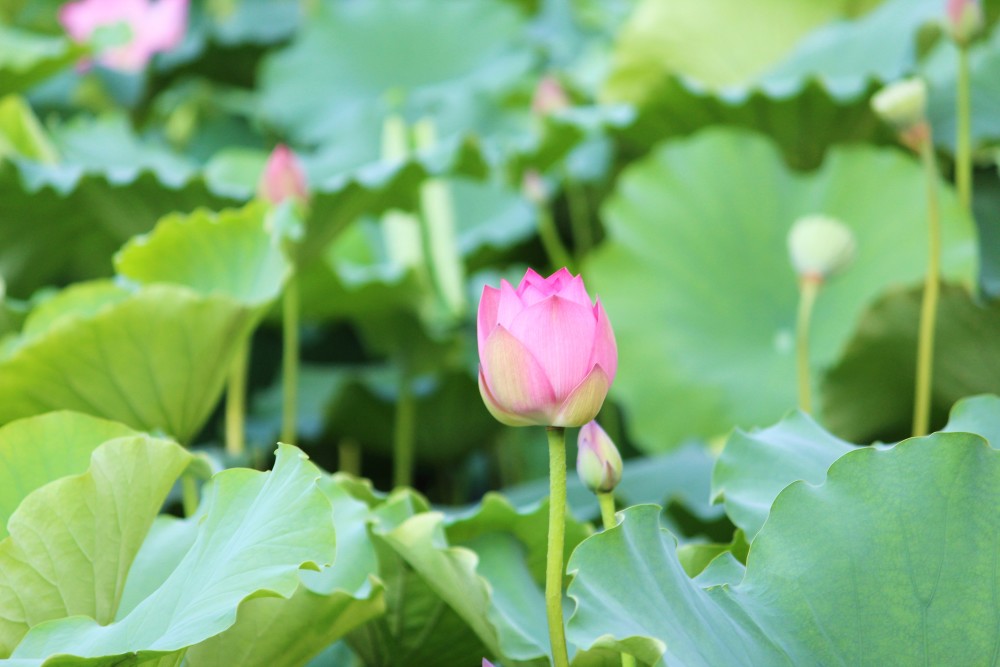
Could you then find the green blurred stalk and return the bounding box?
[956,45,973,213]
[538,206,574,272]
[339,438,361,476]
[795,278,820,415]
[564,173,592,257]
[181,475,199,517]
[281,273,299,445]
[545,426,571,667]
[913,130,942,437]
[225,338,249,456]
[393,374,416,488]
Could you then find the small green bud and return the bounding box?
[787,215,856,281]
[576,421,623,494]
[946,0,983,45]
[871,78,927,131]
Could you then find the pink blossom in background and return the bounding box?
[531,75,570,116]
[477,268,617,428]
[258,144,309,205]
[59,0,189,72]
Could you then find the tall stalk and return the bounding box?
[912,131,942,437]
[795,278,821,414]
[281,272,299,444]
[596,492,635,667]
[225,338,249,456]
[545,426,571,667]
[955,45,973,213]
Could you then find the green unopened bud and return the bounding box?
[576,421,623,494]
[871,78,927,131]
[946,0,983,45]
[787,215,856,281]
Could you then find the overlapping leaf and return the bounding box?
[568,432,1000,665]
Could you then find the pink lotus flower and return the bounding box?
[532,75,571,116]
[477,268,616,427]
[59,0,188,73]
[258,144,308,205]
[945,0,982,43]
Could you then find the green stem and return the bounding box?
[281,272,299,444]
[393,373,416,488]
[913,132,942,437]
[956,45,972,213]
[564,172,592,257]
[181,474,199,517]
[338,438,361,476]
[545,426,571,667]
[596,492,636,667]
[224,338,249,456]
[537,207,575,272]
[795,278,821,414]
[597,492,616,532]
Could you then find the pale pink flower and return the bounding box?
[945,0,983,43]
[531,75,570,116]
[59,0,188,73]
[477,268,617,427]
[577,420,623,493]
[258,144,308,205]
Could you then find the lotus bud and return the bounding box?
[945,0,983,44]
[477,268,617,427]
[576,420,623,494]
[59,0,189,72]
[532,75,571,117]
[258,144,308,205]
[483,660,495,667]
[787,215,856,282]
[871,78,928,134]
[522,169,548,206]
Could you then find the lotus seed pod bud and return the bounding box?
[522,169,548,206]
[576,420,624,494]
[870,78,928,131]
[787,215,857,282]
[532,75,570,116]
[945,0,983,44]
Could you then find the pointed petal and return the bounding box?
[508,295,596,400]
[479,367,543,427]
[519,282,549,307]
[482,326,556,413]
[557,274,592,307]
[477,285,500,354]
[591,298,618,382]
[545,267,575,291]
[496,280,523,328]
[552,365,611,427]
[520,268,547,293]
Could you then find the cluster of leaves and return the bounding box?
[1,0,1000,664]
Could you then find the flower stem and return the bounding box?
[281,271,299,445]
[564,172,592,256]
[224,338,249,457]
[795,277,821,414]
[181,474,199,517]
[393,373,416,488]
[545,426,571,667]
[537,207,575,272]
[956,45,972,213]
[339,438,361,476]
[596,492,636,667]
[913,131,942,437]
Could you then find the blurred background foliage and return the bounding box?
[1,0,1000,536]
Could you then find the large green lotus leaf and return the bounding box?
[586,128,975,451]
[0,285,259,443]
[943,393,1000,445]
[821,283,1000,442]
[0,411,136,539]
[183,477,384,667]
[0,95,57,163]
[0,116,237,298]
[258,0,532,146]
[924,22,1000,152]
[0,26,83,95]
[0,434,194,657]
[711,411,855,539]
[115,202,289,305]
[9,445,335,664]
[603,0,879,101]
[348,491,489,667]
[567,432,999,665]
